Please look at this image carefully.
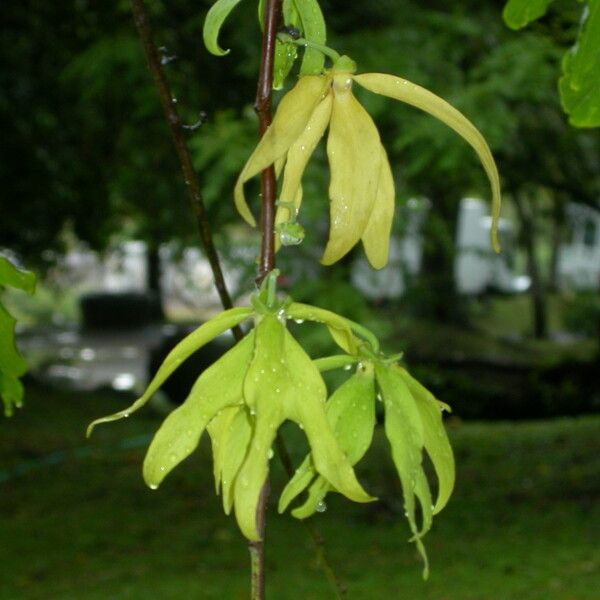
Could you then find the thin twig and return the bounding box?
[129,0,243,342]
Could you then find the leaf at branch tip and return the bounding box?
[0,372,24,417]
[0,256,36,294]
[321,75,382,265]
[398,367,455,514]
[142,331,255,489]
[286,302,358,354]
[502,0,555,30]
[354,73,502,253]
[86,307,253,436]
[294,0,327,75]
[234,76,330,226]
[203,0,246,57]
[0,304,27,378]
[559,2,600,128]
[362,145,395,269]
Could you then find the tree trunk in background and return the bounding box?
[548,196,566,292]
[514,193,548,339]
[146,241,165,321]
[415,190,469,325]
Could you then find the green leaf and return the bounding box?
[0,256,36,294]
[0,304,27,378]
[143,331,255,488]
[559,2,600,127]
[294,0,327,75]
[502,0,555,29]
[272,0,302,89]
[273,40,299,90]
[398,367,455,514]
[87,307,253,435]
[0,371,24,417]
[203,0,246,56]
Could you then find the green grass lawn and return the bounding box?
[1,384,599,599]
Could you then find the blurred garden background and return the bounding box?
[1,0,599,598]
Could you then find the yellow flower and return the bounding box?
[235,58,501,269]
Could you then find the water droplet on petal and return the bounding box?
[315,500,327,513]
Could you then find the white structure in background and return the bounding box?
[455,197,530,294]
[351,198,429,300]
[557,203,600,290]
[103,241,147,291]
[352,197,530,300]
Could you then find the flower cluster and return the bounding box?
[88,272,454,576]
[235,54,501,269]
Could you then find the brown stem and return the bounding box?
[249,1,281,598]
[129,0,243,342]
[255,0,281,284]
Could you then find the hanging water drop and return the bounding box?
[315,500,327,513]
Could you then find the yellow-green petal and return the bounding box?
[207,405,240,493]
[286,301,358,355]
[142,332,255,488]
[354,73,501,252]
[203,0,245,56]
[234,76,330,226]
[361,145,395,269]
[321,74,382,265]
[376,363,429,577]
[86,307,253,436]
[275,92,333,228]
[283,328,374,505]
[398,367,455,514]
[282,367,376,518]
[221,406,252,514]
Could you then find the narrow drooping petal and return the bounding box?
[321,74,382,265]
[376,363,429,578]
[361,145,395,269]
[275,92,333,230]
[398,367,455,514]
[354,73,502,253]
[207,405,240,493]
[86,307,253,435]
[234,390,284,540]
[280,367,376,517]
[220,406,252,514]
[286,301,358,355]
[283,329,374,505]
[142,331,255,488]
[234,76,330,225]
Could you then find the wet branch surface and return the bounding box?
[129,0,242,342]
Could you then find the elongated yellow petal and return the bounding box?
[321,75,382,265]
[86,307,253,436]
[234,75,330,226]
[354,73,501,252]
[361,145,395,269]
[275,92,333,228]
[142,331,255,488]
